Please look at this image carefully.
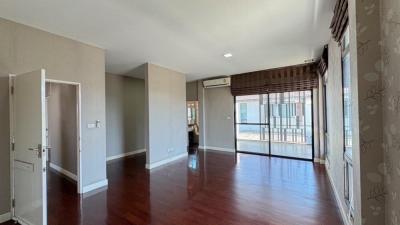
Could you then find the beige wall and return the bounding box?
[349,0,384,224]
[0,75,10,215]
[0,18,106,215]
[186,81,198,101]
[47,82,78,175]
[202,86,235,151]
[381,0,400,223]
[106,74,145,158]
[145,63,187,166]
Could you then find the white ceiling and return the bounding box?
[0,0,334,81]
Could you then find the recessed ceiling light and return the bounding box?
[224,53,233,58]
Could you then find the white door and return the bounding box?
[12,69,47,225]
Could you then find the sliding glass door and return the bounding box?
[235,95,270,154]
[235,90,313,160]
[269,91,313,159]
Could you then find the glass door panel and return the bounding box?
[236,124,269,154]
[235,95,270,155]
[235,95,268,124]
[269,91,313,160]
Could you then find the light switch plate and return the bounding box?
[87,123,96,129]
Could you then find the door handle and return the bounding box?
[28,144,43,158]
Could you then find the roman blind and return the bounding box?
[330,0,348,42]
[230,63,318,96]
[318,45,329,76]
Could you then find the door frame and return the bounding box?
[9,76,83,216]
[45,79,83,194]
[234,90,315,161]
[9,74,15,218]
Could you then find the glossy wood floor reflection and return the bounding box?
[3,149,344,225]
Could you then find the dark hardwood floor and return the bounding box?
[3,149,344,225]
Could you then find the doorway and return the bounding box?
[45,80,82,194]
[10,70,83,225]
[234,90,314,161]
[187,101,199,150]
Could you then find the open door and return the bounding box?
[11,69,47,225]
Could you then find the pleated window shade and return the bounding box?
[330,0,349,42]
[318,45,329,76]
[230,63,318,96]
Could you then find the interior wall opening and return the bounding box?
[187,101,199,149]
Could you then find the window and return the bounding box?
[343,59,352,147]
[341,26,354,214]
[239,103,248,123]
[323,76,329,160]
[342,27,352,155]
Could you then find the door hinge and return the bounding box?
[11,137,15,151]
[10,85,14,95]
[12,199,15,208]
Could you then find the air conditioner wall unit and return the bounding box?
[203,77,231,88]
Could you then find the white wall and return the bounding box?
[145,63,187,168]
[324,38,348,222]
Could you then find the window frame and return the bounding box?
[322,74,329,162]
[341,26,352,159]
[340,26,354,213]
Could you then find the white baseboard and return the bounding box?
[146,152,187,170]
[199,146,235,153]
[106,149,146,161]
[0,212,11,223]
[49,163,77,181]
[314,158,326,164]
[326,165,351,225]
[82,179,108,193]
[12,217,32,225]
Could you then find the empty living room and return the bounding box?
[0,0,399,225]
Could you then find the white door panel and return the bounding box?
[13,69,47,225]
